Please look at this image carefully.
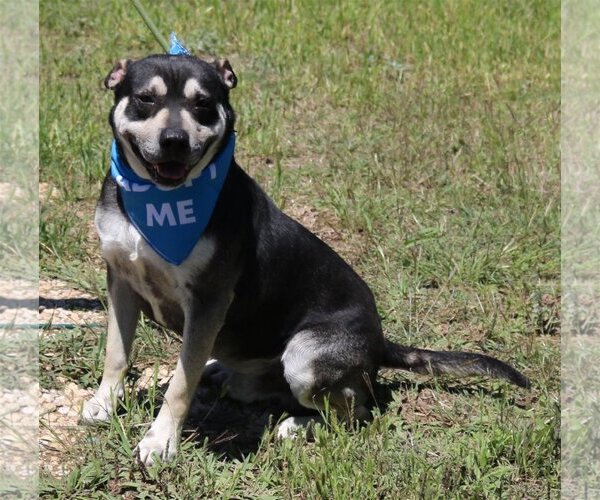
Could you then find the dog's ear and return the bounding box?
[104,59,130,90]
[204,57,237,89]
[215,59,237,89]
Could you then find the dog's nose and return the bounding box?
[159,128,190,152]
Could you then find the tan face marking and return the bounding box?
[143,76,168,96]
[113,97,171,180]
[183,78,204,99]
[181,103,228,179]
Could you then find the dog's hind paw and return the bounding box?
[200,359,232,388]
[276,416,319,439]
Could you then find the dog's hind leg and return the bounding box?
[278,329,377,438]
[82,268,141,423]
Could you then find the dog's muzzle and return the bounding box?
[152,128,192,182]
[159,127,190,153]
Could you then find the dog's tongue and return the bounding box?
[154,162,188,181]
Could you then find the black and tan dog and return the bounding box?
[82,53,528,465]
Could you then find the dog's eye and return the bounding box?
[135,94,155,105]
[193,97,211,110]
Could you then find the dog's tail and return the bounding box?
[381,340,529,388]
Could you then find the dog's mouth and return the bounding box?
[127,140,192,186]
[151,162,191,184]
[124,135,220,187]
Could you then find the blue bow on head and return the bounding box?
[169,32,190,55]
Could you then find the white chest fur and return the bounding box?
[95,205,216,324]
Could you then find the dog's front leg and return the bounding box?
[82,268,141,423]
[135,294,231,465]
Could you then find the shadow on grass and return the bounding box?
[131,372,527,460]
[130,373,310,460]
[39,296,103,311]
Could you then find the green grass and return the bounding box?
[40,0,560,497]
[562,337,600,496]
[0,0,38,278]
[561,1,600,496]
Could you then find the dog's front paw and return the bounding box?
[81,389,119,424]
[135,425,179,465]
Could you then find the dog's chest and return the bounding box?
[95,205,216,329]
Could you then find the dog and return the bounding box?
[81,53,529,465]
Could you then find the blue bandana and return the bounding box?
[110,134,235,265]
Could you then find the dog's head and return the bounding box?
[105,54,237,187]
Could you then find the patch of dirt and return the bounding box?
[39,182,59,203]
[39,380,93,477]
[397,387,460,426]
[0,372,38,481]
[0,182,27,202]
[0,280,38,485]
[284,197,364,266]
